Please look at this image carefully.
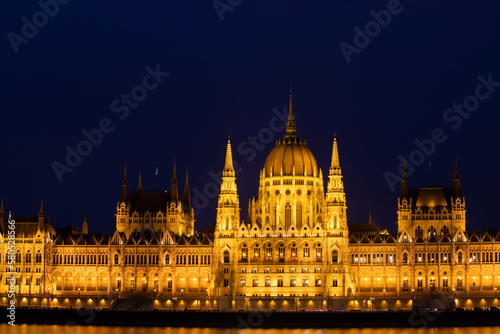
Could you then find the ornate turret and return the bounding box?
[216,136,240,233]
[326,133,347,230]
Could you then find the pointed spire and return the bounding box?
[285,87,297,136]
[401,158,409,199]
[120,161,129,202]
[82,214,88,235]
[330,132,341,170]
[138,169,143,191]
[37,199,46,231]
[183,167,191,207]
[224,136,235,176]
[172,161,179,202]
[39,199,44,217]
[368,210,373,224]
[453,156,462,198]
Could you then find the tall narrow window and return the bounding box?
[285,203,291,228]
[296,204,302,228]
[332,250,338,263]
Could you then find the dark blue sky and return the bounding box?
[1,0,500,234]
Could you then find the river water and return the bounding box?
[1,326,498,334]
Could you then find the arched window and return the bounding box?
[36,250,42,263]
[458,252,463,263]
[16,250,21,263]
[285,203,291,228]
[332,250,338,263]
[26,250,32,263]
[114,254,119,265]
[428,226,436,236]
[403,252,408,264]
[265,243,273,260]
[333,214,338,229]
[296,204,302,228]
[223,250,230,263]
[415,226,423,236]
[241,244,248,261]
[225,216,230,230]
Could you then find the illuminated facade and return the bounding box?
[1,95,500,310]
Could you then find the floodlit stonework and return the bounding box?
[1,95,500,311]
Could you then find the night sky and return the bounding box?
[1,1,500,235]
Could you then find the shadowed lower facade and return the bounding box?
[1,95,500,311]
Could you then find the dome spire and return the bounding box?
[286,87,297,136]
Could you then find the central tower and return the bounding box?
[249,93,325,233]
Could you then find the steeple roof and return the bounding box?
[172,161,179,201]
[330,133,340,170]
[137,169,143,191]
[120,162,129,202]
[401,158,409,199]
[285,88,296,136]
[223,136,235,178]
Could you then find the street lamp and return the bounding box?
[173,296,178,311]
[245,297,249,311]
[295,297,299,312]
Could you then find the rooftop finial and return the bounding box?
[286,87,296,136]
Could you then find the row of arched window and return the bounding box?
[3,250,43,264]
[239,277,337,288]
[352,253,396,264]
[176,254,211,265]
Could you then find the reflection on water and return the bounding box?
[2,326,500,334]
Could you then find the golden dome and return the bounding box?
[263,136,318,177]
[263,90,318,177]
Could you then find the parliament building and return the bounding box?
[1,95,500,311]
